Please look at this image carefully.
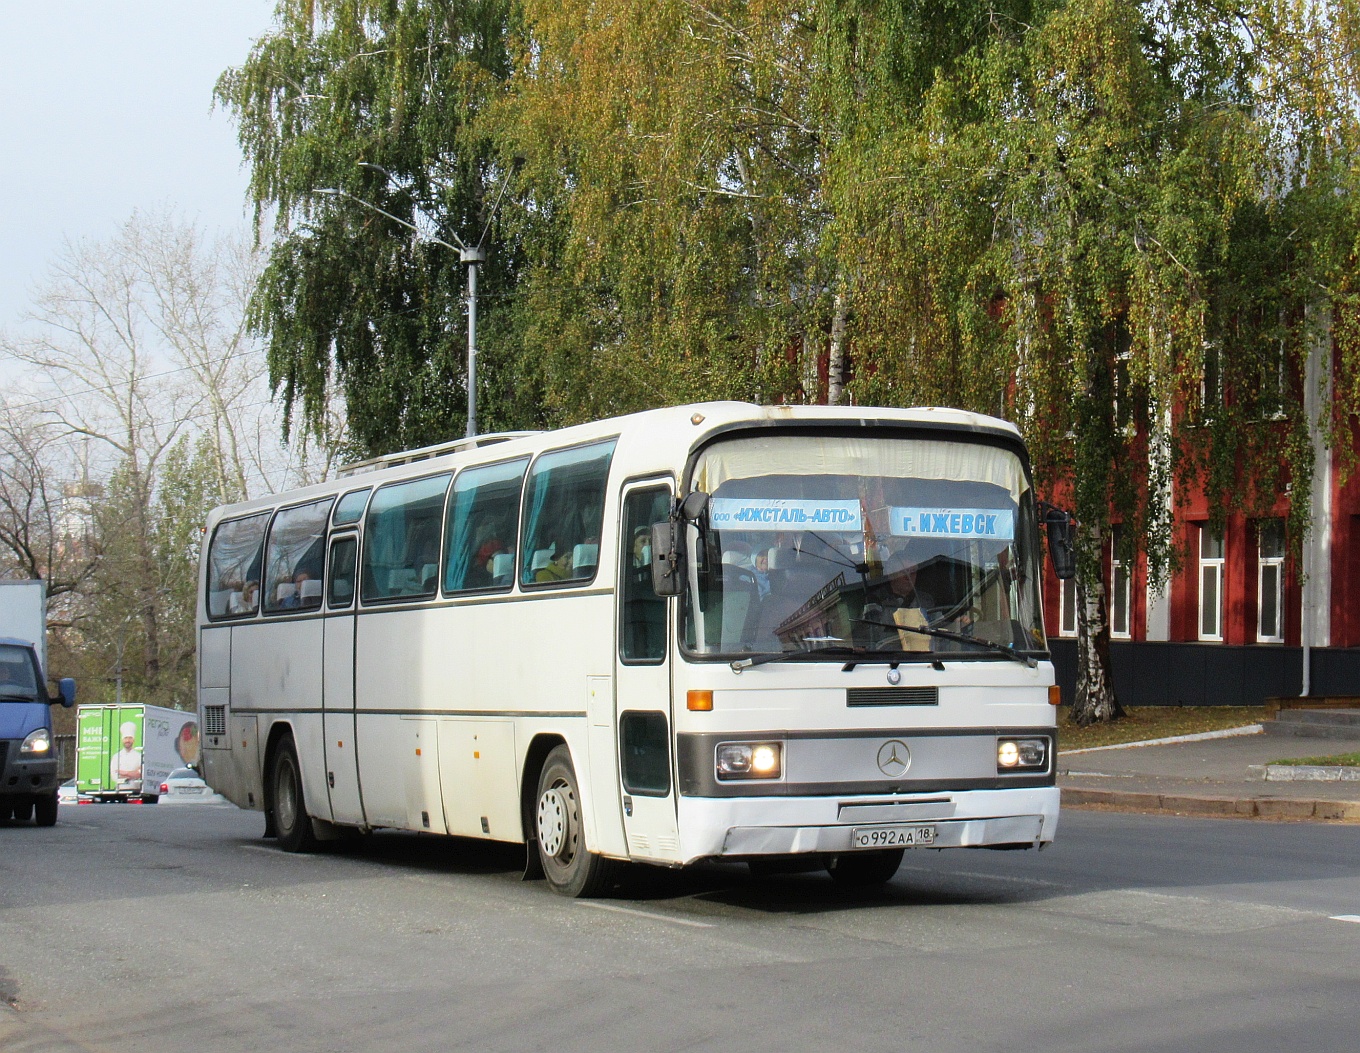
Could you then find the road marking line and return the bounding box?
[577,901,715,928]
[1330,914,1360,923]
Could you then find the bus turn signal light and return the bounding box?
[1049,685,1062,706]
[687,690,713,712]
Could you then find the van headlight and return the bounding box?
[20,728,52,755]
[997,737,1048,772]
[716,741,782,780]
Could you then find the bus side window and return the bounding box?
[361,473,452,603]
[262,497,335,614]
[620,487,671,662]
[206,511,270,619]
[521,439,618,588]
[443,458,529,593]
[328,536,358,608]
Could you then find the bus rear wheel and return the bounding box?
[535,746,615,898]
[826,848,904,889]
[270,739,319,853]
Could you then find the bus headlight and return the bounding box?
[997,737,1048,771]
[716,742,782,780]
[20,728,52,755]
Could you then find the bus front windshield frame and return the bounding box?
[680,432,1047,662]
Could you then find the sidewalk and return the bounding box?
[1058,728,1360,821]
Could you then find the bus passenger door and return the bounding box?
[613,484,680,862]
[322,533,366,826]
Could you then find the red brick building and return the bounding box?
[1041,340,1360,705]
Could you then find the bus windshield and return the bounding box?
[682,433,1046,660]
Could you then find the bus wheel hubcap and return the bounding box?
[538,787,570,858]
[277,764,297,829]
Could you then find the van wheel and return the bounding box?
[34,792,58,827]
[826,849,904,888]
[535,746,615,897]
[270,739,319,853]
[12,800,34,823]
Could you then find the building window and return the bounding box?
[1199,524,1224,641]
[1058,577,1078,637]
[1257,518,1285,643]
[1110,525,1131,639]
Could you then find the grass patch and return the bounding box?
[1270,752,1360,766]
[1058,706,1266,752]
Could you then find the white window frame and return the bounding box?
[1110,526,1131,639]
[1198,524,1224,642]
[1256,519,1285,643]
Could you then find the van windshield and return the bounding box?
[0,644,40,700]
[681,433,1046,660]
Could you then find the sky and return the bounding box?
[0,2,278,328]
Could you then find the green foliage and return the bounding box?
[78,438,228,710]
[217,0,521,455]
[221,2,1360,723]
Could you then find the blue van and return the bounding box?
[0,637,76,826]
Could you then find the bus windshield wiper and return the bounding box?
[730,644,865,672]
[855,617,1038,668]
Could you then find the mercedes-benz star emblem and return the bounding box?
[886,667,902,685]
[876,739,911,778]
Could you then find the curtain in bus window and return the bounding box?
[520,440,618,587]
[207,512,270,618]
[362,473,452,602]
[443,458,529,592]
[263,497,335,613]
[694,436,1029,502]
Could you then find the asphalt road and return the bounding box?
[2,802,1359,1053]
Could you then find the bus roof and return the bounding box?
[205,402,1024,524]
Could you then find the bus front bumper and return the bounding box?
[676,786,1059,863]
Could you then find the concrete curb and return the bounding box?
[1061,787,1360,822]
[1260,764,1360,782]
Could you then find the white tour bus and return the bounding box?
[197,402,1070,896]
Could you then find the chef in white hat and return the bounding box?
[111,721,142,789]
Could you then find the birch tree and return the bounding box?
[2,212,344,705]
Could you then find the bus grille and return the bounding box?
[846,687,938,707]
[202,705,227,737]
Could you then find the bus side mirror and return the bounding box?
[650,522,682,596]
[1041,505,1076,581]
[679,491,709,522]
[53,678,76,709]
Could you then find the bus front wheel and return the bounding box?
[535,746,615,898]
[826,848,904,889]
[270,739,319,853]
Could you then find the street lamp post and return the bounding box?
[315,175,504,438]
[460,245,484,438]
